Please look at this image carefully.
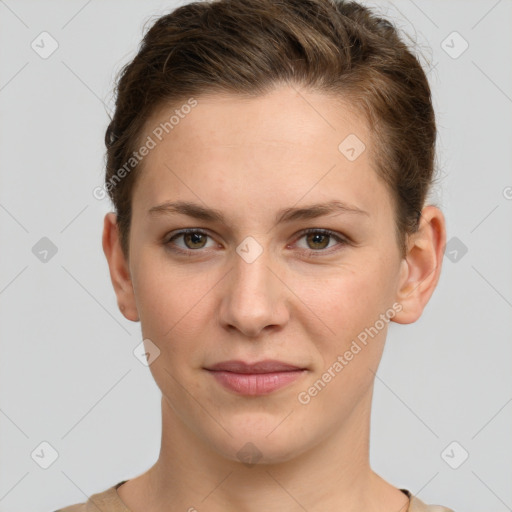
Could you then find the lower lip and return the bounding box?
[207,370,306,395]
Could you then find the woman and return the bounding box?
[56,0,452,510]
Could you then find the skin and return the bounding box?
[102,85,446,512]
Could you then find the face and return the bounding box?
[107,85,422,464]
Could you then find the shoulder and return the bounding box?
[53,481,130,512]
[53,504,86,512]
[401,489,456,512]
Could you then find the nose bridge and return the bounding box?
[219,236,287,336]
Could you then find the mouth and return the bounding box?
[204,359,308,395]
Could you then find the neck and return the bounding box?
[120,385,409,512]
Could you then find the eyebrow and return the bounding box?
[148,199,369,224]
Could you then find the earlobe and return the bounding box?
[102,212,140,322]
[392,205,446,325]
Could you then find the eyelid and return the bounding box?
[164,228,217,250]
[164,227,349,255]
[292,228,349,256]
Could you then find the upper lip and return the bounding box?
[205,360,306,374]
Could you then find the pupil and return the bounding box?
[187,233,205,248]
[309,233,328,249]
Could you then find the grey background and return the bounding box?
[0,1,511,511]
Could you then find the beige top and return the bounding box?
[54,480,455,512]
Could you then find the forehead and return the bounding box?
[132,86,391,219]
[140,86,368,160]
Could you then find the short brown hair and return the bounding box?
[104,0,438,260]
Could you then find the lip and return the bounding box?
[205,359,306,373]
[204,360,308,395]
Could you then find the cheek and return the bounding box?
[303,263,385,331]
[297,270,389,415]
[132,257,215,398]
[296,260,392,372]
[132,252,213,342]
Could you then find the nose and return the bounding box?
[218,242,289,338]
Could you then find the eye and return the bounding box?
[293,228,348,256]
[164,228,349,257]
[165,229,217,254]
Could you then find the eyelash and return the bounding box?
[164,228,349,257]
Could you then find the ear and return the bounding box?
[102,212,139,322]
[392,205,446,324]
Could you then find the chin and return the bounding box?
[206,421,314,466]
